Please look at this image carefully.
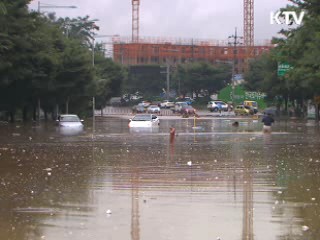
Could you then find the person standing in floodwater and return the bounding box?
[217,102,222,116]
[262,113,274,133]
[170,127,176,143]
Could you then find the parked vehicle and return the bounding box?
[128,114,160,128]
[181,105,196,115]
[234,105,253,115]
[183,97,194,105]
[160,100,175,108]
[176,97,194,105]
[243,100,258,114]
[172,102,189,113]
[207,101,228,112]
[132,104,146,113]
[140,101,151,108]
[147,105,161,114]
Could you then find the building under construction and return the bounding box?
[110,0,272,75]
[112,36,272,74]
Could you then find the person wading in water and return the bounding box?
[262,113,275,133]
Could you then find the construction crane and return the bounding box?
[244,0,254,71]
[244,0,254,47]
[243,0,254,72]
[132,0,140,43]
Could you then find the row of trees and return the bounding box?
[0,0,126,122]
[122,62,232,100]
[245,0,320,119]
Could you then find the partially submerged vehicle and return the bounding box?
[56,114,84,128]
[56,114,84,135]
[128,114,160,128]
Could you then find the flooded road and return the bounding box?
[0,117,320,240]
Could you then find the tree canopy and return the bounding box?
[245,0,320,118]
[172,62,232,97]
[0,1,125,121]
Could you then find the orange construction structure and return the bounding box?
[113,36,272,74]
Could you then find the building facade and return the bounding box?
[113,37,272,74]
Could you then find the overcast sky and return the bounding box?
[29,0,291,42]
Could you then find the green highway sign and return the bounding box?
[278,62,292,77]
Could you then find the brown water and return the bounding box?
[0,118,319,240]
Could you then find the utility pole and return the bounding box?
[166,62,170,99]
[92,96,95,140]
[160,48,179,99]
[228,28,243,106]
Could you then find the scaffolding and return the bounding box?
[112,35,272,73]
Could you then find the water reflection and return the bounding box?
[129,127,159,134]
[56,126,84,136]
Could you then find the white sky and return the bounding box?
[29,0,291,41]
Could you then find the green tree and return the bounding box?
[246,0,320,118]
[172,62,231,97]
[93,46,126,110]
[124,65,162,98]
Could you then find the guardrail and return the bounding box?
[95,107,178,116]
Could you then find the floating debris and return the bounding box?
[187,161,192,166]
[106,209,112,215]
[302,225,309,231]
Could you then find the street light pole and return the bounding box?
[37,1,77,13]
[166,61,170,99]
[228,27,243,106]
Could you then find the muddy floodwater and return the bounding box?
[0,117,320,240]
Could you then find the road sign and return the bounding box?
[278,62,292,77]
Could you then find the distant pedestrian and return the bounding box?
[217,102,222,116]
[232,121,239,127]
[262,113,274,133]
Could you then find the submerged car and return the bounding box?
[128,114,160,128]
[56,114,84,128]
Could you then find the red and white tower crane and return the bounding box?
[244,0,254,47]
[132,0,140,43]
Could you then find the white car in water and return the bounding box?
[56,114,84,135]
[128,114,160,128]
[56,114,84,128]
